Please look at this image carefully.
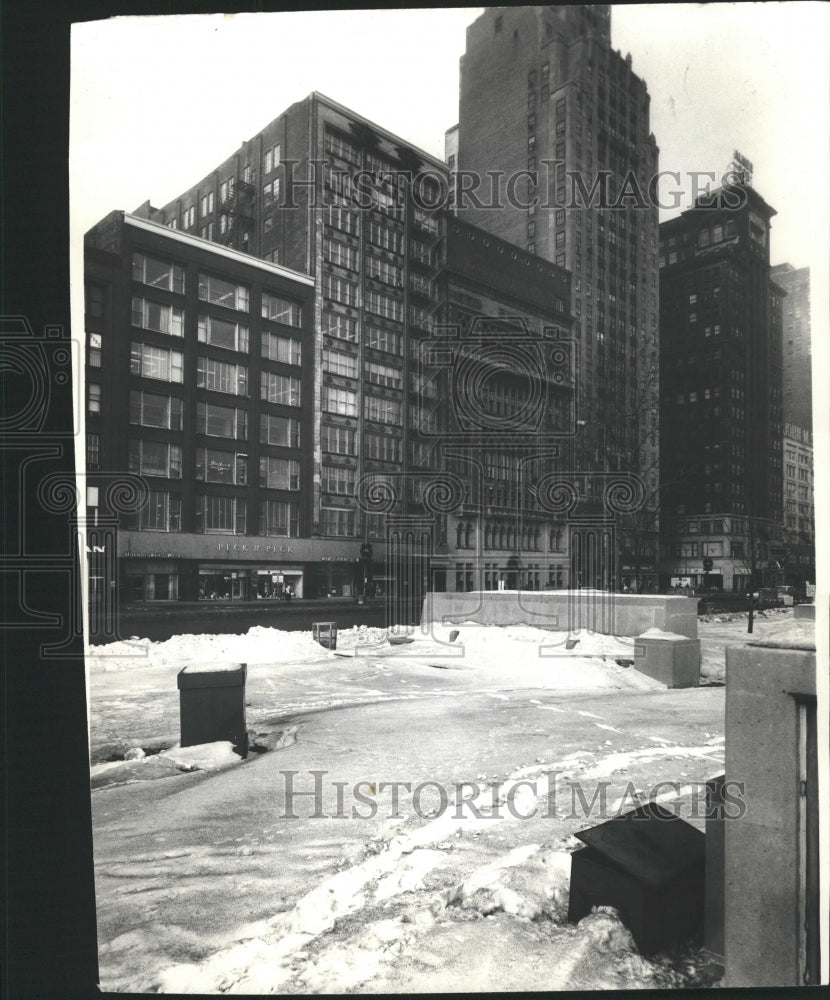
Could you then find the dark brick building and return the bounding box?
[658,185,785,591]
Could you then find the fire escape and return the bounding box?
[217,178,256,252]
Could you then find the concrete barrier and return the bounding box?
[723,633,818,987]
[423,590,699,639]
[633,629,701,687]
[793,603,815,621]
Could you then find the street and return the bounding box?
[95,599,387,644]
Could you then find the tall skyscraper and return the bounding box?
[658,184,785,592]
[771,263,812,433]
[454,4,660,589]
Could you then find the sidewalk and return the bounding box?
[118,596,385,614]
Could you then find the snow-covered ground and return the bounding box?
[87,611,811,992]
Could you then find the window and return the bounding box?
[321,423,357,455]
[322,311,358,342]
[196,401,247,439]
[259,499,298,537]
[219,177,234,203]
[85,283,104,317]
[324,237,358,271]
[261,292,303,327]
[368,220,403,253]
[181,205,196,229]
[322,385,357,416]
[367,255,403,287]
[132,253,185,294]
[323,273,358,307]
[366,325,402,355]
[260,372,301,406]
[198,274,249,312]
[129,390,183,430]
[259,456,300,490]
[262,331,302,365]
[325,205,359,235]
[365,289,403,322]
[129,439,183,479]
[320,507,356,537]
[196,495,245,535]
[196,356,248,395]
[130,490,182,532]
[87,331,102,367]
[365,360,402,389]
[322,464,355,496]
[323,348,359,379]
[131,343,184,382]
[87,433,100,471]
[200,192,214,217]
[324,130,359,163]
[264,144,281,173]
[365,432,401,463]
[364,395,402,425]
[260,413,300,448]
[196,447,247,485]
[198,315,249,352]
[131,297,184,337]
[262,179,281,206]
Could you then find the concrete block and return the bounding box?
[793,603,815,621]
[633,629,701,688]
[424,591,699,639]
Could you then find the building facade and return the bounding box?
[84,210,370,605]
[782,423,815,588]
[87,94,580,612]
[771,263,812,433]
[453,3,660,589]
[658,185,785,592]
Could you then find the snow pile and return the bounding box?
[87,626,328,672]
[446,843,572,921]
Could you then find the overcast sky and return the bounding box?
[71,3,828,273]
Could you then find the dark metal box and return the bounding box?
[177,662,248,757]
[567,802,705,955]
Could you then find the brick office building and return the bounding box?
[84,209,368,603]
[657,184,785,592]
[452,4,661,590]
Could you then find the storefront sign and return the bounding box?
[216,543,293,553]
[321,556,359,562]
[124,551,176,558]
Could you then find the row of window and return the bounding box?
[321,387,402,424]
[127,492,295,536]
[128,441,300,489]
[126,344,303,402]
[131,253,302,324]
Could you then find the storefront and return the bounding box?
[197,564,305,600]
[118,532,386,603]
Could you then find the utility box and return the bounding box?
[312,621,337,649]
[567,802,705,955]
[177,662,248,757]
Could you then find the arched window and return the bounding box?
[465,524,472,548]
[456,522,464,548]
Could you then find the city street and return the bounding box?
[99,599,387,644]
[86,612,810,992]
